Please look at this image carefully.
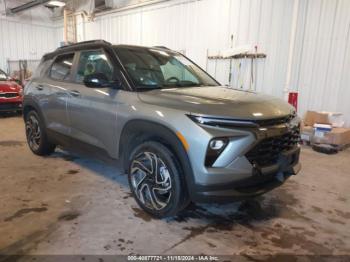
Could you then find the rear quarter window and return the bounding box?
[33,58,52,79]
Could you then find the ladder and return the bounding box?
[63,9,77,44]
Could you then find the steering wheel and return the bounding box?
[165,76,180,85]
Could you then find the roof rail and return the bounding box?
[152,46,171,50]
[57,40,112,50]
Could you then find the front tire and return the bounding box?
[25,110,55,156]
[127,141,189,218]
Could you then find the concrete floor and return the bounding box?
[0,114,350,257]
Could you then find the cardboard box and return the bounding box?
[304,111,331,126]
[312,127,350,146]
[314,123,332,131]
[301,125,313,142]
[303,111,350,147]
[304,110,345,127]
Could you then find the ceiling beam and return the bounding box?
[6,0,50,15]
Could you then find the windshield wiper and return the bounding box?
[162,81,202,88]
[181,81,219,87]
[180,83,204,87]
[136,85,163,91]
[136,82,217,90]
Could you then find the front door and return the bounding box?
[66,49,119,155]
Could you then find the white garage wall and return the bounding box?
[290,0,350,125]
[4,0,344,125]
[77,0,295,99]
[0,3,58,73]
[0,19,58,71]
[68,0,350,125]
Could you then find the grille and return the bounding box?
[0,102,22,110]
[194,114,296,129]
[254,115,295,127]
[246,126,300,167]
[0,92,18,98]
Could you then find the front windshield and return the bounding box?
[114,47,218,89]
[0,70,8,81]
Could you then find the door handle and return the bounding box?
[70,90,81,97]
[36,85,44,91]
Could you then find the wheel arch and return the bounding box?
[119,119,195,196]
[23,104,36,119]
[23,98,46,125]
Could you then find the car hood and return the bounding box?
[138,86,295,120]
[0,81,21,92]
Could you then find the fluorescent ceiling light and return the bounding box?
[47,1,66,7]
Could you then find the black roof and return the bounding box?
[43,40,112,59]
[57,40,111,51]
[43,40,173,59]
[114,44,171,51]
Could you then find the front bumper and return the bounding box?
[0,101,23,112]
[190,146,301,203]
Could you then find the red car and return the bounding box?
[0,69,23,112]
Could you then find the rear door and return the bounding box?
[66,49,119,154]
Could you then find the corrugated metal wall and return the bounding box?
[79,0,294,97]
[291,0,350,125]
[0,18,57,73]
[2,0,347,125]
[74,0,350,124]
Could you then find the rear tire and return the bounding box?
[25,110,55,156]
[127,141,189,218]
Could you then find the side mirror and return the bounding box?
[83,73,121,89]
[83,73,109,88]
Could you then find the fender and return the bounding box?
[23,97,47,126]
[119,119,196,199]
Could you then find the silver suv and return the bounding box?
[24,40,301,217]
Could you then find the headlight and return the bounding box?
[187,114,258,128]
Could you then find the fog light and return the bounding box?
[205,138,229,166]
[209,139,226,150]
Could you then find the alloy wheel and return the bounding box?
[130,151,172,211]
[26,114,41,151]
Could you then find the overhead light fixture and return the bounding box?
[47,1,66,7]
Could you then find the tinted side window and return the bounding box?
[0,69,7,80]
[75,50,113,83]
[34,58,52,78]
[50,53,75,81]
